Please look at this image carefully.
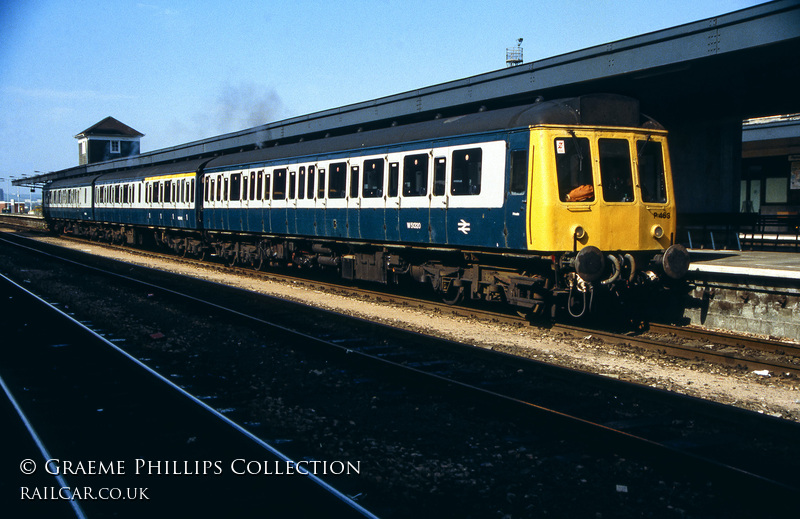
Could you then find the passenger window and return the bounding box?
[307,166,315,199]
[509,150,528,196]
[363,159,384,198]
[317,169,326,199]
[451,148,482,196]
[637,139,667,204]
[388,162,399,198]
[298,167,306,200]
[598,139,633,202]
[329,162,346,198]
[272,168,286,199]
[433,157,446,196]
[555,137,594,202]
[403,154,428,197]
[230,173,241,201]
[350,166,360,198]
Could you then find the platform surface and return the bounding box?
[688,249,800,280]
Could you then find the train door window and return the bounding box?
[451,148,482,196]
[249,172,256,200]
[241,174,249,201]
[306,166,314,199]
[388,162,399,198]
[190,179,195,204]
[230,173,241,201]
[263,172,271,200]
[350,166,360,198]
[403,154,428,197]
[256,171,264,200]
[272,169,287,199]
[362,159,384,198]
[154,183,161,204]
[598,139,633,202]
[329,162,346,198]
[298,167,306,199]
[138,184,142,204]
[555,136,594,202]
[317,169,326,199]
[433,157,446,196]
[289,170,297,199]
[123,185,129,204]
[216,175,222,201]
[167,181,174,203]
[509,150,528,196]
[637,139,667,204]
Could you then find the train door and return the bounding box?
[429,153,449,244]
[347,163,361,239]
[326,161,347,237]
[288,169,298,235]
[359,156,387,240]
[314,165,327,237]
[505,132,530,249]
[398,152,431,243]
[385,158,401,242]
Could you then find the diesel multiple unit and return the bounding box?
[44,94,689,317]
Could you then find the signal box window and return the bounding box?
[451,148,482,195]
[598,139,634,202]
[403,154,428,197]
[555,137,594,202]
[637,140,667,204]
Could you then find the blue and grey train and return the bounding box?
[44,94,689,317]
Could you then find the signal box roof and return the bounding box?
[75,117,144,139]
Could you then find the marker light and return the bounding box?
[651,225,664,239]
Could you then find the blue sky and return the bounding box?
[0,0,769,197]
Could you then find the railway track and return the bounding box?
[0,272,376,519]
[1,230,798,516]
[12,227,800,379]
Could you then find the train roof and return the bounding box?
[46,94,662,187]
[205,94,661,170]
